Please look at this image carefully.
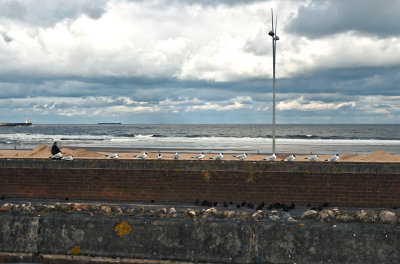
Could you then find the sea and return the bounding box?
[0,124,399,154]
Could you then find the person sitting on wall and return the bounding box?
[50,141,62,160]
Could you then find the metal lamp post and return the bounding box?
[268,9,279,154]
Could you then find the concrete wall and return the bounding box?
[1,159,400,207]
[1,213,400,264]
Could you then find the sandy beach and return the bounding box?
[0,144,399,162]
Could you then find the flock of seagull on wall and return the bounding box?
[102,152,340,162]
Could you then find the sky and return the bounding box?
[0,0,399,124]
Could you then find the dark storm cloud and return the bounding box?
[0,0,107,26]
[287,0,400,38]
[2,64,398,105]
[277,66,400,96]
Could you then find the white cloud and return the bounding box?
[277,96,356,111]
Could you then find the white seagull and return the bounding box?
[192,152,205,160]
[51,152,63,159]
[61,155,74,161]
[106,153,119,159]
[174,152,179,160]
[136,152,147,159]
[157,153,162,160]
[305,155,319,161]
[325,154,339,162]
[234,153,247,160]
[284,154,296,162]
[264,153,277,161]
[210,153,223,160]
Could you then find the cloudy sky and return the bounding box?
[0,0,399,124]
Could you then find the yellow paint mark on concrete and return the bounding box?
[115,221,132,237]
[173,168,180,172]
[203,170,211,182]
[299,223,305,226]
[70,245,80,255]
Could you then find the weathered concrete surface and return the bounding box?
[0,214,39,253]
[1,158,400,174]
[1,213,400,263]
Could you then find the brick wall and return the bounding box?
[1,159,400,207]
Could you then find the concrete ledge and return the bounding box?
[1,213,400,263]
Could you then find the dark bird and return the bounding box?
[223,201,229,207]
[256,202,265,211]
[393,206,398,210]
[229,201,233,205]
[0,195,4,200]
[311,207,317,210]
[281,203,289,211]
[213,202,218,206]
[236,204,241,208]
[306,203,311,207]
[247,202,254,209]
[322,202,329,208]
[288,202,296,211]
[65,197,69,201]
[151,200,155,203]
[241,201,246,207]
[194,199,200,205]
[316,207,323,211]
[266,204,273,210]
[201,200,209,206]
[272,202,281,209]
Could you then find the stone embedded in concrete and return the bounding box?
[301,210,318,220]
[379,210,397,224]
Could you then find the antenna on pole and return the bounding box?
[268,8,279,154]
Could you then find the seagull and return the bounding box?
[210,153,223,160]
[305,155,318,161]
[325,154,339,162]
[136,152,147,159]
[157,153,162,160]
[174,152,179,160]
[105,153,119,159]
[234,153,247,160]
[192,152,205,160]
[51,152,63,159]
[284,154,296,162]
[61,155,74,161]
[264,153,277,161]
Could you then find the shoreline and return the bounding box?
[0,144,399,162]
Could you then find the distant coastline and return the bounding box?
[97,122,122,125]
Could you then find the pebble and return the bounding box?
[269,215,280,221]
[100,206,112,215]
[185,209,196,218]
[250,212,262,221]
[282,212,292,220]
[301,210,318,220]
[0,203,14,212]
[379,210,397,224]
